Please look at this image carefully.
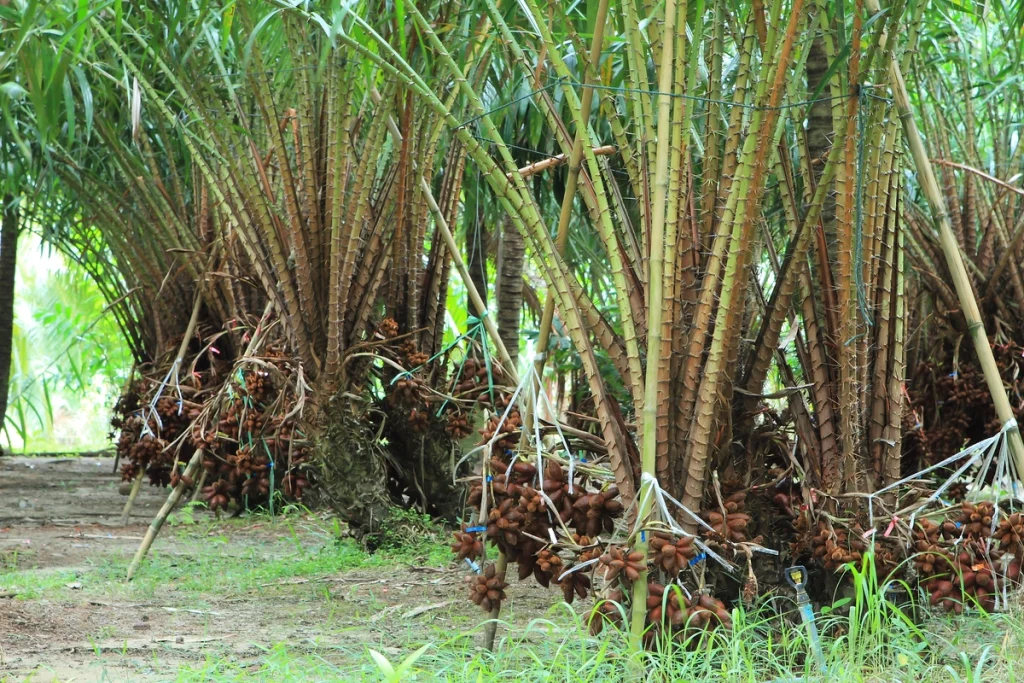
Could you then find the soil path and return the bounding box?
[0,456,559,682]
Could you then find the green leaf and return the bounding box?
[394,643,432,677]
[71,67,93,141]
[0,82,28,100]
[367,649,396,680]
[63,74,76,144]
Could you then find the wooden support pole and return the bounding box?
[190,469,208,504]
[421,176,518,650]
[867,0,1024,477]
[531,0,610,383]
[126,449,203,580]
[119,473,144,526]
[118,295,202,525]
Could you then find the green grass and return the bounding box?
[0,511,450,603]
[4,514,1022,682]
[164,552,1024,682]
[163,598,1023,682]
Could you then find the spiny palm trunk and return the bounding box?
[466,206,488,312]
[496,217,524,369]
[806,33,836,243]
[0,194,18,437]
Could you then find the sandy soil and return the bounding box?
[0,456,559,682]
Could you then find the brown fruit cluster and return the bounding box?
[408,408,429,433]
[478,409,522,455]
[541,460,576,523]
[452,357,503,404]
[530,548,563,588]
[649,532,698,574]
[576,535,602,563]
[451,527,483,561]
[598,546,646,582]
[377,317,399,339]
[797,518,898,577]
[280,469,311,499]
[589,589,625,635]
[244,370,273,404]
[701,492,751,543]
[687,593,733,631]
[911,347,1024,466]
[559,567,592,604]
[168,467,194,489]
[642,584,732,646]
[957,501,996,537]
[111,322,312,521]
[390,377,425,406]
[467,563,507,612]
[202,479,232,511]
[572,486,624,537]
[996,512,1024,555]
[445,411,473,439]
[913,510,1023,613]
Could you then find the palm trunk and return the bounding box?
[0,194,18,434]
[496,217,524,369]
[466,204,488,312]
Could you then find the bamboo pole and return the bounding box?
[119,293,202,525]
[866,0,1024,477]
[126,448,203,580]
[630,0,678,651]
[189,469,208,503]
[419,177,515,373]
[531,0,610,382]
[119,473,144,526]
[421,175,516,650]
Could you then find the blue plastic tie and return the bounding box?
[689,552,707,566]
[640,531,646,542]
[486,475,493,482]
[465,525,487,533]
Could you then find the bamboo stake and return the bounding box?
[119,473,144,526]
[421,175,516,650]
[190,469,208,504]
[418,179,514,373]
[866,0,1024,477]
[119,293,202,525]
[126,448,203,580]
[532,0,610,383]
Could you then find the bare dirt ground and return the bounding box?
[0,456,558,682]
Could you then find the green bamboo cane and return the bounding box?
[532,0,609,385]
[865,0,1024,478]
[630,0,679,651]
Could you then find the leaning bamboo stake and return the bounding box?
[866,0,1024,477]
[421,175,516,651]
[119,474,144,526]
[189,469,209,504]
[120,293,202,525]
[126,448,203,580]
[532,0,610,383]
